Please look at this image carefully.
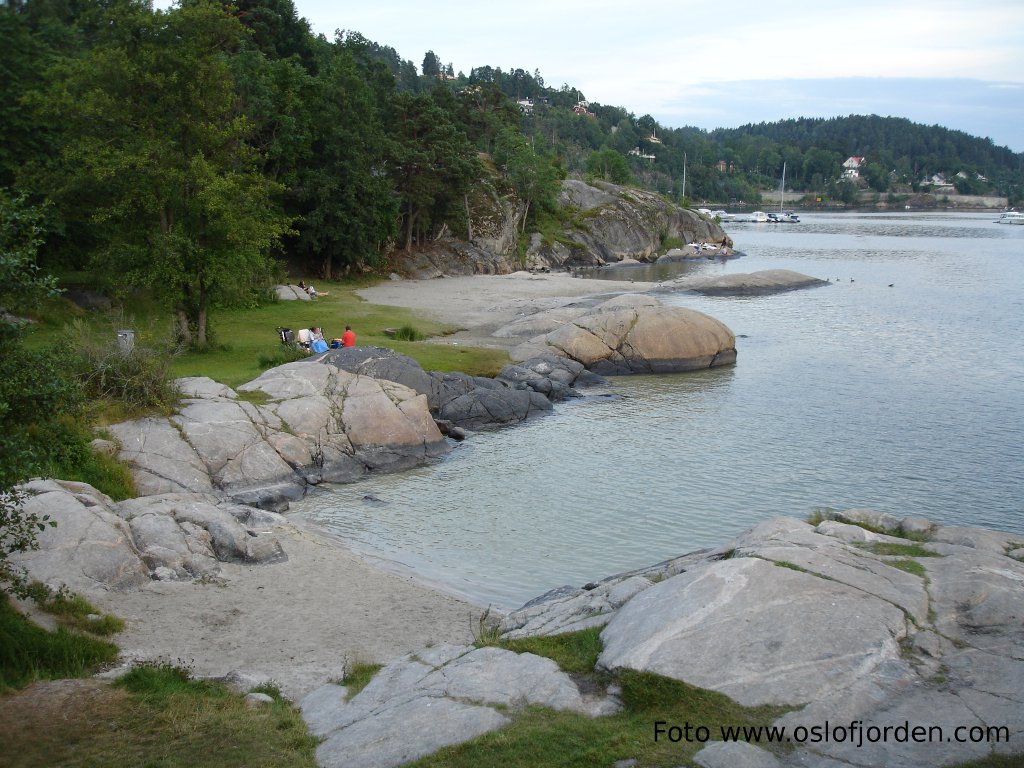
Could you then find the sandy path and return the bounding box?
[89,525,481,701]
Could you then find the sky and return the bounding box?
[288,0,1024,152]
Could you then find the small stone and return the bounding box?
[244,692,275,708]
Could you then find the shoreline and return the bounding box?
[85,272,657,701]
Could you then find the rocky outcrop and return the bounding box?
[497,510,1024,768]
[669,269,829,296]
[387,178,728,276]
[8,479,286,590]
[301,643,620,768]
[296,509,1023,768]
[522,180,730,270]
[110,365,447,511]
[309,346,597,431]
[509,294,736,374]
[274,284,312,301]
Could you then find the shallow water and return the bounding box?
[296,211,1024,610]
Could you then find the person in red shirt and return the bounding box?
[341,325,356,347]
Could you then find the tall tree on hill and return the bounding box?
[291,42,399,277]
[494,129,563,233]
[387,90,478,251]
[42,0,291,347]
[422,49,441,78]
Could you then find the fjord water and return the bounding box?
[297,212,1024,609]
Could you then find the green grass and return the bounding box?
[340,661,384,700]
[0,591,120,691]
[857,542,940,558]
[406,668,788,768]
[26,584,126,637]
[0,661,319,768]
[889,559,928,578]
[27,276,510,389]
[498,627,604,675]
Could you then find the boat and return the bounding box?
[995,211,1024,224]
[766,162,800,223]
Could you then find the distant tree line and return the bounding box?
[3,0,1022,347]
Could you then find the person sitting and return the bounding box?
[308,326,328,353]
[342,325,356,347]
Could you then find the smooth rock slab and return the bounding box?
[305,643,616,768]
[598,558,909,707]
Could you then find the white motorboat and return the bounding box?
[996,211,1024,224]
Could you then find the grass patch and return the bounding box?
[858,542,940,558]
[28,584,126,636]
[340,661,383,700]
[407,669,787,768]
[0,661,319,768]
[771,560,808,573]
[498,627,604,675]
[236,388,272,406]
[0,591,119,691]
[393,323,426,341]
[889,559,928,578]
[257,344,310,370]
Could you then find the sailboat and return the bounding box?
[767,162,800,223]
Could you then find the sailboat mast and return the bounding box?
[780,162,786,213]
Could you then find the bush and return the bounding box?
[393,324,425,341]
[67,317,182,415]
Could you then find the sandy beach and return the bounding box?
[87,272,656,701]
[357,271,658,346]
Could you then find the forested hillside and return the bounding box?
[3,0,1022,336]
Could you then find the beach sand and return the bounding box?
[88,272,656,700]
[357,271,657,347]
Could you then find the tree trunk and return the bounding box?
[196,284,208,347]
[404,201,415,252]
[465,194,473,241]
[521,201,531,234]
[175,307,191,345]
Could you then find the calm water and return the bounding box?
[296,212,1024,609]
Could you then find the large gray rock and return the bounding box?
[670,269,828,296]
[113,365,448,510]
[598,557,909,707]
[9,479,150,592]
[524,180,730,269]
[9,481,287,590]
[511,294,736,375]
[304,643,619,768]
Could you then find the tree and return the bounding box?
[494,129,562,233]
[422,49,440,78]
[586,147,632,184]
[291,43,398,277]
[0,192,82,576]
[43,0,291,347]
[387,91,478,251]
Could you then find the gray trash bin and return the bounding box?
[117,329,135,355]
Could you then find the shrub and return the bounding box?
[67,317,182,415]
[393,324,425,341]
